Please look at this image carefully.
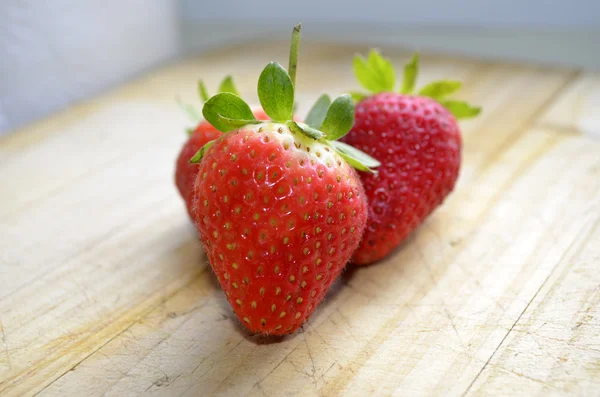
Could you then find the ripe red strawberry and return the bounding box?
[175,109,269,220]
[176,122,222,220]
[190,25,379,335]
[343,52,481,265]
[194,123,368,334]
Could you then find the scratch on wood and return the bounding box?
[304,339,317,383]
[190,356,208,376]
[335,308,360,343]
[461,219,599,396]
[0,318,11,370]
[28,269,209,397]
[177,337,246,397]
[318,361,338,384]
[416,239,468,353]
[252,382,269,397]
[429,223,507,314]
[247,336,306,394]
[306,323,336,351]
[145,374,180,392]
[495,364,556,389]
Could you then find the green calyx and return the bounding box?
[352,50,481,120]
[190,24,380,173]
[189,140,215,163]
[178,75,242,135]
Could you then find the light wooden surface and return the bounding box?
[1,42,599,397]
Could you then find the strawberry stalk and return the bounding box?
[288,24,301,88]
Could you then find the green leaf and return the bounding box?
[400,53,419,94]
[198,80,210,102]
[217,115,263,130]
[202,92,256,132]
[305,94,331,129]
[257,62,294,121]
[353,55,376,92]
[287,121,325,140]
[186,127,195,136]
[319,94,355,141]
[329,140,381,173]
[367,50,395,92]
[218,75,239,96]
[441,100,482,119]
[350,91,368,103]
[177,98,201,122]
[189,140,215,163]
[418,80,462,100]
[353,50,395,93]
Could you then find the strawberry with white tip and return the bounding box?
[191,25,380,335]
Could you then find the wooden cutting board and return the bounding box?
[1,42,599,397]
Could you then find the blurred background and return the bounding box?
[1,0,598,135]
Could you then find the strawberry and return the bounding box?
[190,25,380,335]
[176,122,223,220]
[174,76,270,220]
[343,51,481,265]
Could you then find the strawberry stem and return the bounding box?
[288,24,301,88]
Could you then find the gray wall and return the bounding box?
[1,0,598,135]
[181,0,599,28]
[0,0,180,134]
[181,0,600,69]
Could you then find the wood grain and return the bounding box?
[0,42,598,397]
[467,215,600,396]
[537,73,600,138]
